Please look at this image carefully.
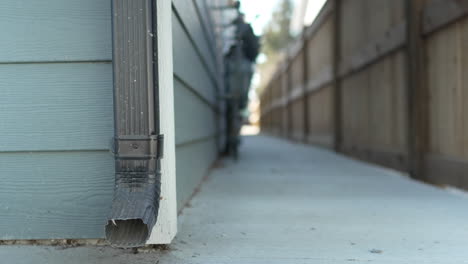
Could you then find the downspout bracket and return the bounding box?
[115,135,164,160]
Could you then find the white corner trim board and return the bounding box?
[147,0,177,244]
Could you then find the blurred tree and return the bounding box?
[262,0,295,57]
[256,0,295,94]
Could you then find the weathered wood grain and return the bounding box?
[341,70,370,150]
[462,18,468,161]
[338,22,405,79]
[306,17,334,85]
[290,97,305,142]
[306,85,334,148]
[280,72,290,137]
[425,154,468,189]
[290,51,304,97]
[427,23,464,158]
[423,0,468,35]
[260,0,467,191]
[341,145,408,172]
[368,57,394,150]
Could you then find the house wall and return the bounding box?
[171,0,226,210]
[0,0,227,240]
[0,0,114,239]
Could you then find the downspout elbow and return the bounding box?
[106,135,164,248]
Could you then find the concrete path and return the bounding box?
[3,134,468,263]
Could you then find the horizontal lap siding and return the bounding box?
[0,152,113,239]
[0,0,111,62]
[174,79,217,146]
[172,2,223,210]
[172,14,217,106]
[173,0,218,79]
[0,63,113,151]
[0,0,113,239]
[175,138,217,210]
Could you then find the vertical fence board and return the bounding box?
[427,25,461,157]
[260,0,468,190]
[290,50,305,141]
[307,85,334,147]
[305,9,335,148]
[368,57,393,150]
[393,52,409,152]
[462,19,468,161]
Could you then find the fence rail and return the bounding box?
[260,0,468,190]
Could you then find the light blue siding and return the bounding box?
[172,2,223,209]
[172,0,218,77]
[174,78,217,146]
[0,0,224,239]
[0,63,113,152]
[0,152,113,239]
[0,0,111,63]
[0,0,113,239]
[175,138,218,209]
[172,14,217,106]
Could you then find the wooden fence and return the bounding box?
[260,0,468,189]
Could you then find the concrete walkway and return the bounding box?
[3,134,468,263]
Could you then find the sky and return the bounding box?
[239,0,285,35]
[238,0,327,97]
[239,0,326,36]
[303,0,327,25]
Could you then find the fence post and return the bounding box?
[286,58,293,140]
[332,0,342,152]
[302,31,310,143]
[406,0,427,180]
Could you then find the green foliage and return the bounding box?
[255,0,295,94]
[261,0,294,57]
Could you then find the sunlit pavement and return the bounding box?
[3,133,468,263]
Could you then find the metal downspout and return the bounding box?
[106,0,163,248]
